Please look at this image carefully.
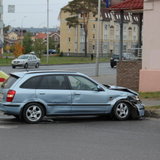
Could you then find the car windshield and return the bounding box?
[18,55,29,59]
[123,53,136,59]
[112,54,119,59]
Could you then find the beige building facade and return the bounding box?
[59,5,139,56]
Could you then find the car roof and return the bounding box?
[10,70,82,78]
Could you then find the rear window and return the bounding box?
[112,54,119,59]
[1,75,18,89]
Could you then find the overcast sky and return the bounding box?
[3,0,71,28]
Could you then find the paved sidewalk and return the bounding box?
[142,99,160,107]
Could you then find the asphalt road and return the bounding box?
[0,115,159,160]
[0,63,117,85]
[0,64,160,160]
[0,63,115,76]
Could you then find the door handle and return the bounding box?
[39,93,45,95]
[73,93,80,96]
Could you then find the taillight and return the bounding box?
[6,90,16,102]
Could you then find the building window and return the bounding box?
[93,24,95,28]
[93,45,95,50]
[68,37,71,42]
[133,26,136,31]
[105,24,107,30]
[80,24,84,28]
[93,34,95,39]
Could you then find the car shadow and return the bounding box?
[0,115,145,125]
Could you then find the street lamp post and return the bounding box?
[95,0,101,76]
[46,0,49,64]
[21,16,27,46]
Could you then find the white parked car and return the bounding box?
[11,54,40,69]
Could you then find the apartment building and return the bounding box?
[59,1,139,56]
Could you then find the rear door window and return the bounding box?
[20,76,42,89]
[37,75,68,90]
[1,75,18,89]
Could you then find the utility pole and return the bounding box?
[95,0,101,76]
[119,10,124,60]
[0,0,3,55]
[21,16,27,47]
[46,0,49,63]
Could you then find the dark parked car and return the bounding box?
[110,53,136,68]
[44,49,57,54]
[110,54,119,68]
[0,70,144,123]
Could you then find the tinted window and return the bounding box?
[112,54,119,59]
[38,75,67,90]
[2,75,18,89]
[18,55,29,59]
[68,75,97,91]
[20,76,41,89]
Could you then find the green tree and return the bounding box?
[13,42,24,57]
[23,32,33,54]
[3,25,11,34]
[62,0,102,56]
[49,38,60,53]
[33,39,46,58]
[49,37,56,49]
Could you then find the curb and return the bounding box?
[145,109,160,118]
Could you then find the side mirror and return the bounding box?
[97,85,104,92]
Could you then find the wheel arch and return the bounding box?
[111,99,137,120]
[20,101,47,117]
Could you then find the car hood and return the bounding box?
[103,84,138,95]
[13,59,27,62]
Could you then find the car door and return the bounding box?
[68,75,109,114]
[32,55,38,66]
[27,56,33,66]
[36,74,72,115]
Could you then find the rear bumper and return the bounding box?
[0,102,21,115]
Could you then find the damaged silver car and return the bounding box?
[0,70,144,123]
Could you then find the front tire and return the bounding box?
[24,63,28,69]
[113,101,130,120]
[23,103,44,124]
[12,65,16,69]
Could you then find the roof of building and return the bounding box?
[109,0,143,11]
[35,33,47,39]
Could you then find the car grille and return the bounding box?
[14,61,20,64]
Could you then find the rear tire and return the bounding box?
[23,103,44,124]
[35,63,39,68]
[113,101,130,120]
